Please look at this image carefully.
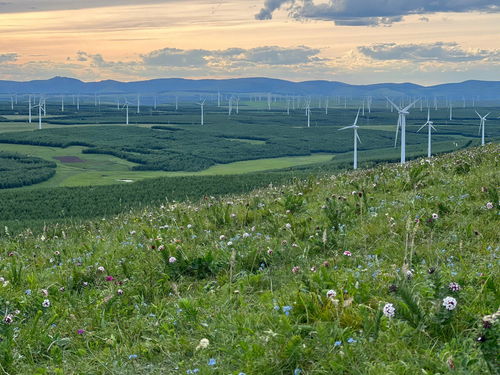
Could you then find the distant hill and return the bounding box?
[1,76,500,98]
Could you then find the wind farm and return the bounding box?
[0,1,499,374]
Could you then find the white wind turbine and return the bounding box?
[28,95,32,123]
[417,108,437,158]
[33,98,46,130]
[387,97,419,164]
[123,100,129,125]
[198,98,206,125]
[475,111,490,146]
[305,99,311,128]
[339,108,362,169]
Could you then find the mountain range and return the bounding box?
[1,76,500,99]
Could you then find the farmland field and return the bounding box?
[0,99,498,232]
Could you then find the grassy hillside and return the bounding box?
[0,144,498,374]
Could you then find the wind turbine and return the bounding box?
[61,95,64,112]
[305,99,311,128]
[417,108,437,158]
[475,111,490,146]
[28,95,32,123]
[339,108,362,169]
[198,98,206,125]
[33,98,45,130]
[387,97,419,164]
[136,94,140,114]
[123,100,129,125]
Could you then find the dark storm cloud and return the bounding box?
[255,0,500,26]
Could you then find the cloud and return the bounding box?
[0,53,18,63]
[0,0,175,13]
[358,42,499,62]
[140,46,323,68]
[256,0,500,26]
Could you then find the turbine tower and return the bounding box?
[475,111,490,146]
[339,108,361,169]
[28,95,32,123]
[305,99,311,128]
[123,100,129,125]
[33,98,46,130]
[198,98,206,125]
[417,108,437,158]
[387,97,419,164]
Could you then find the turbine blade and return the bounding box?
[403,99,419,112]
[386,97,400,111]
[417,123,427,132]
[353,108,360,125]
[430,124,437,131]
[485,112,490,118]
[356,132,361,144]
[475,110,481,118]
[394,116,400,147]
[427,107,430,122]
[338,125,354,131]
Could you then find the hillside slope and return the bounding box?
[0,144,499,374]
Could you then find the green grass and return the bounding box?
[0,143,334,187]
[0,144,498,374]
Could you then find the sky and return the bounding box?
[0,0,499,84]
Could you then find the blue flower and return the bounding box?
[347,337,357,344]
[128,354,138,360]
[294,369,302,375]
[282,306,292,316]
[274,305,280,311]
[25,289,32,295]
[208,358,216,366]
[334,340,342,347]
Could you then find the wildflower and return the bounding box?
[282,306,293,316]
[207,358,216,366]
[448,282,461,292]
[77,329,85,335]
[442,296,457,311]
[310,266,316,272]
[158,244,165,251]
[105,276,114,282]
[285,223,292,229]
[343,251,352,257]
[25,289,32,295]
[486,202,494,209]
[97,266,105,272]
[242,232,250,238]
[128,354,138,360]
[117,289,124,295]
[169,256,177,264]
[42,299,51,308]
[3,314,13,324]
[59,287,65,292]
[326,290,337,299]
[219,235,226,240]
[294,369,302,375]
[347,337,357,343]
[267,248,273,255]
[322,261,330,268]
[291,266,300,274]
[41,289,48,296]
[54,251,60,256]
[432,213,439,220]
[83,282,89,287]
[383,303,395,318]
[334,340,342,347]
[196,338,210,350]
